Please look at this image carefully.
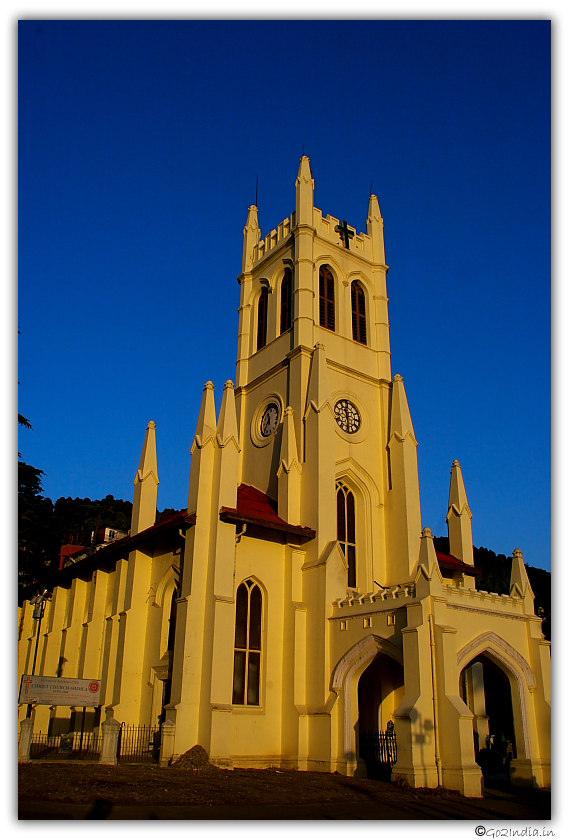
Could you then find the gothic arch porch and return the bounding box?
[330,634,404,777]
[457,631,547,786]
[460,654,516,781]
[357,654,403,779]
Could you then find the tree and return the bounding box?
[53,494,133,538]
[18,461,58,589]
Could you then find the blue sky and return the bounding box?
[17,20,551,570]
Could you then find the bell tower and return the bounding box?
[233,156,421,587]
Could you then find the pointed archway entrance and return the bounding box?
[330,634,405,777]
[460,653,517,783]
[356,653,404,779]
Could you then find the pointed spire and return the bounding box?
[510,548,535,613]
[137,420,158,480]
[295,155,314,226]
[188,382,217,514]
[389,374,416,442]
[385,373,421,582]
[366,193,386,263]
[193,381,217,450]
[242,204,261,273]
[449,459,470,513]
[277,407,302,525]
[215,380,241,511]
[216,380,239,449]
[418,526,440,578]
[305,343,333,417]
[131,421,159,535]
[447,460,474,566]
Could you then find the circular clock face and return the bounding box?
[261,403,280,437]
[334,399,361,434]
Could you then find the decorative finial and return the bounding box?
[147,421,156,429]
[204,381,215,390]
[422,526,433,538]
[224,380,235,389]
[393,373,403,382]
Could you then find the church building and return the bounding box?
[18,157,550,795]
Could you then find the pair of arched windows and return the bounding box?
[256,268,293,351]
[319,265,367,345]
[232,579,263,705]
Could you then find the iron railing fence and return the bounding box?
[29,731,102,761]
[359,731,398,766]
[117,724,160,763]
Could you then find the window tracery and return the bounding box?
[232,579,262,705]
[257,287,268,350]
[351,280,367,344]
[280,268,292,333]
[319,265,335,331]
[337,481,356,588]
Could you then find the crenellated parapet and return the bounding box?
[332,581,416,614]
[312,207,375,262]
[443,583,528,619]
[252,213,294,265]
[248,204,382,269]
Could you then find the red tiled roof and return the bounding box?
[19,510,195,604]
[219,484,315,540]
[436,550,481,576]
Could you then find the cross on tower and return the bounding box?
[335,220,355,249]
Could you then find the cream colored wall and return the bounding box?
[237,365,289,497]
[18,545,182,732]
[230,534,287,764]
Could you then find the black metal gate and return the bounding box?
[29,731,102,761]
[117,724,160,763]
[359,726,397,780]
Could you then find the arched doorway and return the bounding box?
[357,653,404,779]
[461,654,517,782]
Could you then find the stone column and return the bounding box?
[469,662,489,751]
[99,710,120,765]
[18,718,34,762]
[159,719,176,767]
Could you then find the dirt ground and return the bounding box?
[18,761,452,807]
[18,761,552,821]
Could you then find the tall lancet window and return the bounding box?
[232,579,263,706]
[319,265,335,331]
[280,268,292,333]
[351,280,367,344]
[337,481,356,588]
[257,286,268,350]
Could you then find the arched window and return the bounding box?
[280,268,292,333]
[257,287,268,350]
[337,481,356,588]
[167,589,178,652]
[319,265,335,331]
[351,280,367,344]
[232,579,262,705]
